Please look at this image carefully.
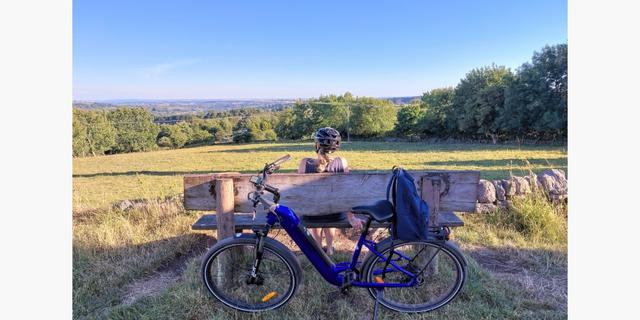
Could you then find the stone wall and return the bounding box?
[475,169,567,213]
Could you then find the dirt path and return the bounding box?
[121,234,212,306]
[114,230,567,316]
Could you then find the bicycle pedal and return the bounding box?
[340,270,355,292]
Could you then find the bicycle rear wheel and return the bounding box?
[361,239,466,313]
[201,236,301,312]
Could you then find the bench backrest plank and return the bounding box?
[184,170,479,216]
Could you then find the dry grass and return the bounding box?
[72,141,567,319]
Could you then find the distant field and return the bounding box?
[73,141,567,210]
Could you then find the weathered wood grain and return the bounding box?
[421,176,440,227]
[183,172,240,211]
[215,179,235,239]
[184,171,480,215]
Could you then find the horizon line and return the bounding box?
[73,95,422,103]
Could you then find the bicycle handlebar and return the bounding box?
[271,154,292,167]
[248,155,290,209]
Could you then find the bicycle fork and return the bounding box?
[246,226,269,285]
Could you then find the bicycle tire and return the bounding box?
[201,235,302,312]
[361,237,467,313]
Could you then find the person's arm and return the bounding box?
[347,211,363,230]
[340,156,361,228]
[341,157,350,173]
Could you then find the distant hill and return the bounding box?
[73,99,297,116]
[381,96,421,105]
[73,96,420,116]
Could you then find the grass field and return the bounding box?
[72,141,567,319]
[73,141,567,210]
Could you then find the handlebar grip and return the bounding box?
[272,154,292,166]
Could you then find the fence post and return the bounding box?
[215,178,235,239]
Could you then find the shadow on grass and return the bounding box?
[423,158,566,168]
[72,159,566,179]
[73,233,215,319]
[99,237,566,320]
[73,170,254,178]
[210,141,566,154]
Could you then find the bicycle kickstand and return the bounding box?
[372,288,382,320]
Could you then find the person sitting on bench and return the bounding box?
[298,127,364,256]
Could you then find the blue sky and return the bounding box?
[73,0,567,100]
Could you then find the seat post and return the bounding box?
[350,216,373,272]
[359,217,373,240]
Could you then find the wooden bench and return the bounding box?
[184,170,480,239]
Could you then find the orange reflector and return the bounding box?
[261,291,277,302]
[374,276,384,283]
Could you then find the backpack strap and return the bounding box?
[303,158,317,173]
[386,167,399,214]
[382,167,401,280]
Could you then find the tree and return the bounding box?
[73,110,90,157]
[205,118,233,143]
[275,108,296,140]
[157,123,188,148]
[417,87,456,137]
[501,44,568,139]
[453,65,514,143]
[290,98,348,139]
[349,97,397,137]
[108,108,158,153]
[395,102,425,136]
[72,109,116,156]
[189,127,212,144]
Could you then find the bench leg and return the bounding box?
[215,178,239,283]
[215,178,235,240]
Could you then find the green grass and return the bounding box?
[73,141,566,209]
[73,141,567,319]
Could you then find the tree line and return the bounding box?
[397,44,567,142]
[72,43,566,157]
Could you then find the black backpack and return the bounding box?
[386,167,430,240]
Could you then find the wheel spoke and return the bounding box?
[202,241,297,312]
[365,241,465,313]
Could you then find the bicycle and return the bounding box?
[201,155,467,313]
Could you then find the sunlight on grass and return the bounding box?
[73,141,567,319]
[73,141,566,209]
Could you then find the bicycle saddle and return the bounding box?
[351,200,394,222]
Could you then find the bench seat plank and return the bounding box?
[191,211,464,230]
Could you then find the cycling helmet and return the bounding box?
[314,127,341,153]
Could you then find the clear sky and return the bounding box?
[73,0,567,100]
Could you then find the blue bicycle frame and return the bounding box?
[265,204,418,289]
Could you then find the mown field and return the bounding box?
[73,141,567,210]
[73,141,568,319]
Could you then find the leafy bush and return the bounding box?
[156,136,172,148]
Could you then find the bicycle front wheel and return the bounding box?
[201,236,302,312]
[361,239,467,313]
